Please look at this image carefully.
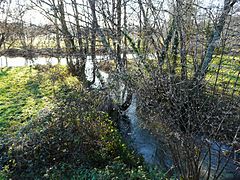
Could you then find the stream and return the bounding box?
[1,56,239,179]
[126,95,160,165]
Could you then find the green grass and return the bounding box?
[0,67,58,135]
[138,54,240,94]
[184,55,239,83]
[47,163,166,180]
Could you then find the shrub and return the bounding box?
[3,83,141,179]
[46,162,165,180]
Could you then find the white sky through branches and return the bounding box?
[0,0,226,25]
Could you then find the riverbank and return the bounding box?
[1,48,61,58]
[0,65,167,179]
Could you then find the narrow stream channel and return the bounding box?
[126,95,160,165]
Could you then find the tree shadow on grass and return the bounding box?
[0,67,11,78]
[26,78,43,99]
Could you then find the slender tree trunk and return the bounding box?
[138,0,148,57]
[72,0,83,57]
[176,0,187,80]
[171,30,179,76]
[0,33,5,49]
[158,20,175,71]
[179,28,187,80]
[90,0,97,84]
[57,0,75,53]
[53,12,61,63]
[112,0,116,58]
[116,0,123,71]
[123,0,127,68]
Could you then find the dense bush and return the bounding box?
[47,162,165,180]
[133,72,240,179]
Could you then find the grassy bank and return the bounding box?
[0,67,53,136]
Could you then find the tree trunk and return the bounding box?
[122,0,127,68]
[197,0,237,81]
[116,0,123,72]
[90,0,97,85]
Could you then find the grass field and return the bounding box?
[0,67,60,136]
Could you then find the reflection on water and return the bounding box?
[0,56,67,67]
[126,95,160,165]
[0,54,155,68]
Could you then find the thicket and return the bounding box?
[130,62,240,179]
